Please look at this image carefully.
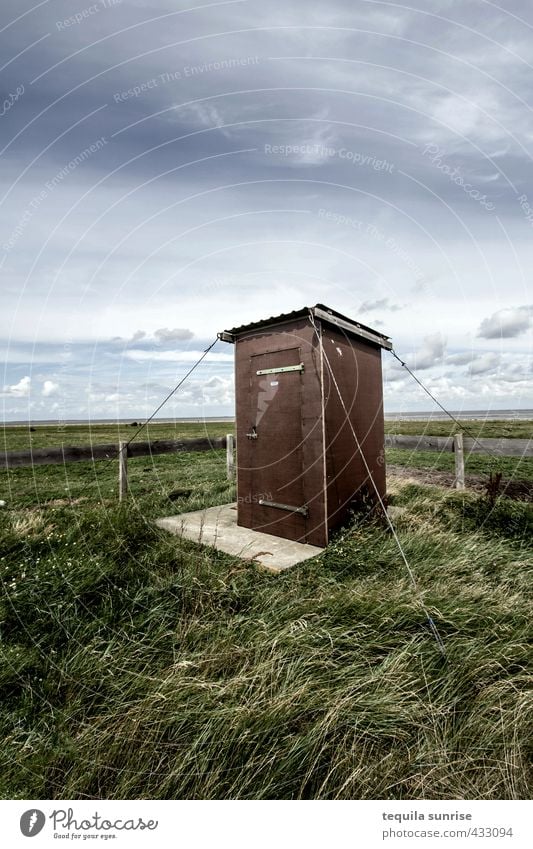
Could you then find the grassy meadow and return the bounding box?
[0,420,531,799]
[3,418,532,486]
[384,417,533,482]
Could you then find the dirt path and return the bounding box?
[387,464,532,502]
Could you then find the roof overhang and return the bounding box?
[218,303,392,350]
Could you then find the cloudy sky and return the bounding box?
[1,0,532,420]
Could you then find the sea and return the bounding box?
[383,409,533,422]
[2,410,533,426]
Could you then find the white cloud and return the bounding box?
[478,306,533,339]
[446,351,500,374]
[42,380,59,397]
[284,111,338,166]
[425,376,469,399]
[360,297,403,313]
[154,327,195,344]
[468,353,500,375]
[476,172,500,183]
[384,369,407,384]
[181,102,231,137]
[201,375,233,405]
[125,349,233,363]
[447,351,474,366]
[412,333,447,370]
[2,376,31,397]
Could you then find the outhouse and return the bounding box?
[218,304,392,548]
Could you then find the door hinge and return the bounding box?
[256,363,304,376]
[258,499,308,517]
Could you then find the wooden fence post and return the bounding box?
[118,441,128,501]
[454,432,465,490]
[226,433,234,480]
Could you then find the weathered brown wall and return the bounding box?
[321,323,386,535]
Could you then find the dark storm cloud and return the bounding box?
[3,1,529,175]
[2,0,533,417]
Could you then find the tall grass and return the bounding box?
[0,476,531,799]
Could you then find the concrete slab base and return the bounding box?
[156,503,324,572]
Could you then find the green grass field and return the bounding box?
[384,418,533,483]
[2,420,532,503]
[1,420,232,452]
[3,416,531,452]
[0,421,532,799]
[384,418,533,440]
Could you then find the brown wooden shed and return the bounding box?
[219,304,392,548]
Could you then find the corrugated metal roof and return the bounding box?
[218,303,392,350]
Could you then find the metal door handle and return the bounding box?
[246,425,258,440]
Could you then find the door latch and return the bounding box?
[246,425,258,440]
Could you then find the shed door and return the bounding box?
[240,346,307,542]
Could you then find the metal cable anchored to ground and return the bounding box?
[309,313,447,659]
